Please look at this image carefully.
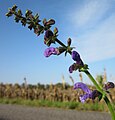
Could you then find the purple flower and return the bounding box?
[72,51,81,62]
[80,93,91,103]
[74,82,102,103]
[76,60,84,66]
[69,51,84,73]
[69,64,75,73]
[74,82,91,103]
[44,30,53,38]
[104,82,114,90]
[69,66,73,73]
[74,82,91,94]
[90,90,101,100]
[74,82,114,103]
[44,30,54,46]
[44,47,58,57]
[72,51,84,65]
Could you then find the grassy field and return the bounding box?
[0,82,114,112]
[0,98,111,112]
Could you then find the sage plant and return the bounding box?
[6,5,115,120]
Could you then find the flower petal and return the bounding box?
[74,82,91,94]
[69,64,75,73]
[44,47,58,57]
[79,93,90,103]
[72,51,80,62]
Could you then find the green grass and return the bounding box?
[0,98,109,112]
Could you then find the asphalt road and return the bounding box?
[0,104,111,120]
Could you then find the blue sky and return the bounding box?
[0,0,115,85]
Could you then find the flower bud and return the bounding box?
[28,24,33,30]
[11,5,17,11]
[90,90,102,100]
[6,12,13,17]
[44,30,53,38]
[43,18,47,26]
[54,27,58,35]
[104,82,114,90]
[72,51,80,62]
[34,28,40,36]
[69,64,74,73]
[69,63,76,73]
[21,18,26,26]
[67,38,71,46]
[44,30,54,46]
[25,10,32,17]
[14,16,20,23]
[45,19,55,26]
[18,9,22,16]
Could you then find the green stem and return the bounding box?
[84,70,102,92]
[84,70,115,120]
[55,38,67,48]
[55,39,72,54]
[104,96,115,120]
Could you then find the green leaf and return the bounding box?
[65,51,68,56]
[21,18,26,26]
[84,64,89,69]
[11,5,17,11]
[5,12,13,17]
[67,38,71,46]
[43,18,47,26]
[98,94,102,101]
[25,10,32,17]
[54,27,58,35]
[34,13,41,23]
[17,9,22,16]
[34,13,39,19]
[14,16,20,23]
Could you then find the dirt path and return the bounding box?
[0,104,111,120]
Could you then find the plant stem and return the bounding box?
[55,38,72,54]
[55,38,67,48]
[84,70,115,120]
[104,96,115,120]
[84,70,102,92]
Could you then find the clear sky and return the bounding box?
[0,0,115,85]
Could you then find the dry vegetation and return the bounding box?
[0,72,114,111]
